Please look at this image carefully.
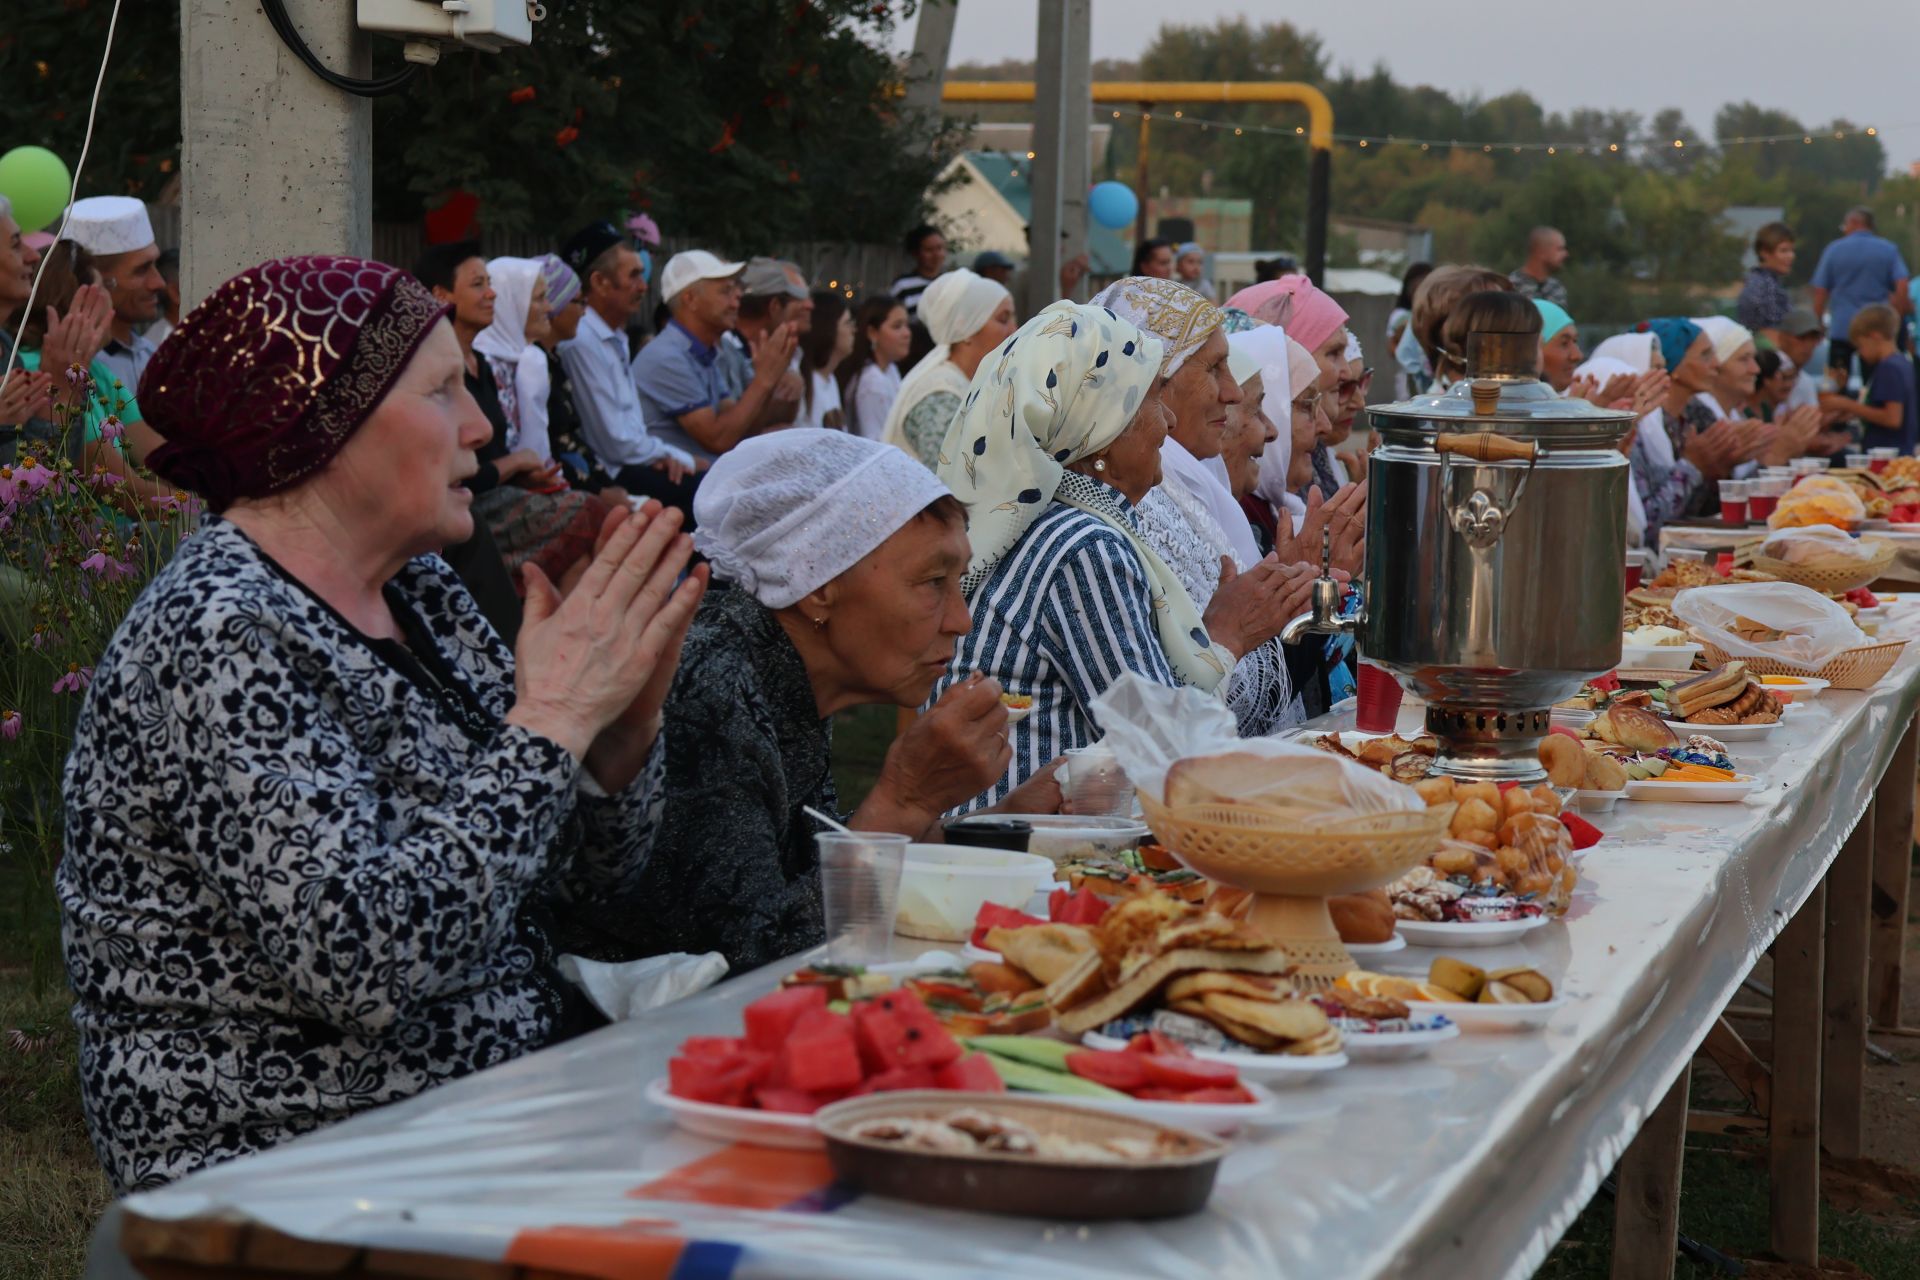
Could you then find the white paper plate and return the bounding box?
[1396,915,1553,948]
[1346,933,1408,958]
[1754,676,1830,702]
[1618,642,1702,671]
[1080,1032,1346,1086]
[1330,1013,1462,1061]
[1430,996,1568,1032]
[1573,788,1624,813]
[646,1078,825,1149]
[1624,775,1763,803]
[1000,700,1034,724]
[1661,718,1779,741]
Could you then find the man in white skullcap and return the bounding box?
[64,195,165,393]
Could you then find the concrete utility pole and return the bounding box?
[1026,0,1091,316]
[180,0,373,307]
[900,0,960,135]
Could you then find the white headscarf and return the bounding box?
[1343,330,1364,363]
[1692,316,1755,367]
[1248,337,1322,530]
[1089,276,1224,375]
[1572,353,1649,540]
[882,269,1011,457]
[937,302,1230,692]
[471,256,556,459]
[1226,326,1297,518]
[1589,332,1657,373]
[693,428,952,610]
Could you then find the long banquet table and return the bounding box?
[95,646,1920,1280]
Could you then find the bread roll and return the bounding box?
[1328,890,1396,944]
[1583,751,1628,791]
[1538,734,1585,788]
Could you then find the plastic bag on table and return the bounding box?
[1412,780,1577,916]
[1088,673,1421,818]
[1767,480,1865,531]
[1758,523,1880,565]
[557,951,728,1022]
[1671,581,1868,668]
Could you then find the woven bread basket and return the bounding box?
[1749,540,1895,593]
[1700,640,1906,691]
[1137,797,1453,897]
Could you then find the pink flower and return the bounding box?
[13,455,53,495]
[65,362,91,393]
[85,466,123,490]
[0,466,16,505]
[99,415,125,443]
[51,665,93,695]
[0,710,19,741]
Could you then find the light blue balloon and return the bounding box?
[1087,181,1139,230]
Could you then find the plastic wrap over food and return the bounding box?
[1759,523,1880,565]
[1672,581,1868,667]
[1767,480,1864,530]
[1089,673,1422,816]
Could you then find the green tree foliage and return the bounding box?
[0,1,182,199]
[1,1,955,253]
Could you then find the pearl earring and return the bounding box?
[1092,458,1108,472]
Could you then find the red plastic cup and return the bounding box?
[1720,498,1747,524]
[1715,552,1736,576]
[1749,493,1779,520]
[1624,563,1642,590]
[1871,459,1890,474]
[1355,661,1405,733]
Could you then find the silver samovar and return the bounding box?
[1285,333,1635,782]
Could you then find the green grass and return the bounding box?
[1539,1138,1920,1278]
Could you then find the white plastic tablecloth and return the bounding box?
[97,650,1920,1280]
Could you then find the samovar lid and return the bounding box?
[1368,331,1635,449]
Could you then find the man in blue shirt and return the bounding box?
[555,221,701,515]
[1810,207,1910,377]
[632,252,796,465]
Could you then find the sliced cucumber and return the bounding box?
[980,1052,1129,1099]
[963,1035,1077,1071]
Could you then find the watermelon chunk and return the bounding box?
[668,1049,772,1107]
[752,1086,825,1114]
[1065,1049,1149,1092]
[864,1065,939,1093]
[970,901,1046,949]
[1047,887,1111,925]
[678,1035,749,1060]
[934,1052,1007,1093]
[790,1006,855,1039]
[1126,1031,1193,1058]
[783,1025,864,1093]
[1137,1054,1239,1091]
[743,985,828,1052]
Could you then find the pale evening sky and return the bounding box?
[893,0,1920,171]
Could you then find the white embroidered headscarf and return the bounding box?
[471,256,555,458]
[693,428,952,609]
[1572,353,1648,541]
[882,268,1011,457]
[936,301,1230,691]
[1090,276,1224,375]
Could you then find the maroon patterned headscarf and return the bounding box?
[140,255,451,510]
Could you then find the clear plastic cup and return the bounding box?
[1749,477,1787,520]
[1790,458,1827,476]
[1062,744,1134,818]
[817,832,908,963]
[1355,661,1405,733]
[1717,479,1747,525]
[1846,453,1872,470]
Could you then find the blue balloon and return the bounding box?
[1087,181,1139,230]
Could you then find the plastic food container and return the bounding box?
[951,814,1151,866]
[892,844,1055,942]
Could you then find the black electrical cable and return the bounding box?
[261,0,422,98]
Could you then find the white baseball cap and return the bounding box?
[660,249,744,304]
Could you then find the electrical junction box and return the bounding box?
[356,0,536,53]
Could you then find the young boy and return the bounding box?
[1821,304,1919,454]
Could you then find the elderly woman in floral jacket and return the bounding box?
[59,256,706,1192]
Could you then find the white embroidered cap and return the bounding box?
[693,428,955,609]
[63,196,154,256]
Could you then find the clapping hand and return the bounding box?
[41,284,114,384]
[0,369,54,427]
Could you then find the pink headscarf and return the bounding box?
[1227,277,1349,353]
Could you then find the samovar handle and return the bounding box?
[1434,431,1537,464]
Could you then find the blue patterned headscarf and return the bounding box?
[1644,317,1703,373]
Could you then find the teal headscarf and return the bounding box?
[1533,299,1574,342]
[1645,317,1703,373]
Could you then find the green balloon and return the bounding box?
[0,146,74,235]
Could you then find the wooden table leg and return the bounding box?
[1611,1063,1690,1280]
[1870,718,1916,1028]
[1824,809,1874,1159]
[1771,880,1826,1266]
